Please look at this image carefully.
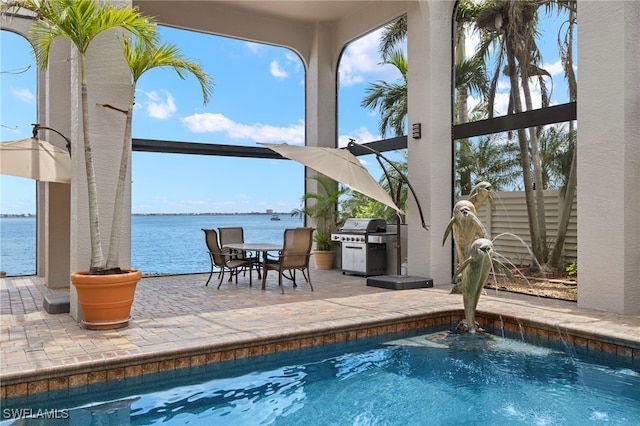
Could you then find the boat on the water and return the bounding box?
[270,215,281,221]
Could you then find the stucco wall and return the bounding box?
[577,1,640,314]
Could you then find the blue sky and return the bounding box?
[1,9,573,215]
[1,25,402,215]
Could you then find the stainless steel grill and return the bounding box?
[331,218,396,276]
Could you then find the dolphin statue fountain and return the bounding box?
[442,200,487,271]
[468,181,495,212]
[444,183,518,333]
[451,238,495,333]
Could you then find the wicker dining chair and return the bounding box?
[202,228,252,288]
[218,227,261,278]
[262,227,314,293]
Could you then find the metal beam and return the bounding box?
[346,136,407,156]
[452,102,577,140]
[133,102,576,157]
[132,136,408,158]
[132,139,282,158]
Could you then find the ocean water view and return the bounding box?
[0,214,303,276]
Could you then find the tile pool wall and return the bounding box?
[2,310,639,400]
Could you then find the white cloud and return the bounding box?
[245,41,262,53]
[492,91,512,116]
[339,27,405,88]
[464,27,480,59]
[466,95,481,115]
[270,60,288,78]
[182,113,305,145]
[544,60,564,77]
[497,80,510,91]
[11,87,34,103]
[285,52,299,64]
[338,126,377,148]
[138,89,177,120]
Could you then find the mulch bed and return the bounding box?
[484,266,577,302]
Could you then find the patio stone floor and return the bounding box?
[1,269,639,399]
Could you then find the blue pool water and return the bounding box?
[2,330,639,425]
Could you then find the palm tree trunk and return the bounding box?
[455,23,472,194]
[81,54,105,273]
[547,124,576,268]
[522,76,548,265]
[548,5,578,270]
[505,39,542,268]
[106,99,133,271]
[455,22,469,125]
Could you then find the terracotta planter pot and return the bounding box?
[313,250,335,270]
[71,269,141,330]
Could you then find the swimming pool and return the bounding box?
[2,328,639,425]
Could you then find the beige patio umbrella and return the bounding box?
[0,137,71,184]
[260,142,403,214]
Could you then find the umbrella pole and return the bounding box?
[396,213,402,275]
[347,141,429,275]
[347,141,433,289]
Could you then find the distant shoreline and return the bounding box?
[131,212,291,216]
[1,212,291,218]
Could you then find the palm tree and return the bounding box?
[547,1,577,269]
[1,0,212,275]
[472,0,580,269]
[292,175,346,251]
[104,34,213,269]
[2,0,157,274]
[456,134,521,194]
[371,3,578,271]
[378,6,492,194]
[474,0,545,265]
[379,8,489,126]
[454,0,490,125]
[379,14,406,57]
[537,125,574,190]
[339,151,409,225]
[340,190,387,223]
[360,48,407,138]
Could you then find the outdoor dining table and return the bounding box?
[223,243,283,289]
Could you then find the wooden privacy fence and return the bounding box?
[465,190,577,267]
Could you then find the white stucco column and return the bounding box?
[304,23,338,194]
[305,23,337,147]
[69,30,133,321]
[0,14,72,289]
[406,1,454,283]
[39,39,72,289]
[577,1,640,314]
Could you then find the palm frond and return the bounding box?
[122,36,213,106]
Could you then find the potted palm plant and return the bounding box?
[292,175,345,269]
[3,0,213,328]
